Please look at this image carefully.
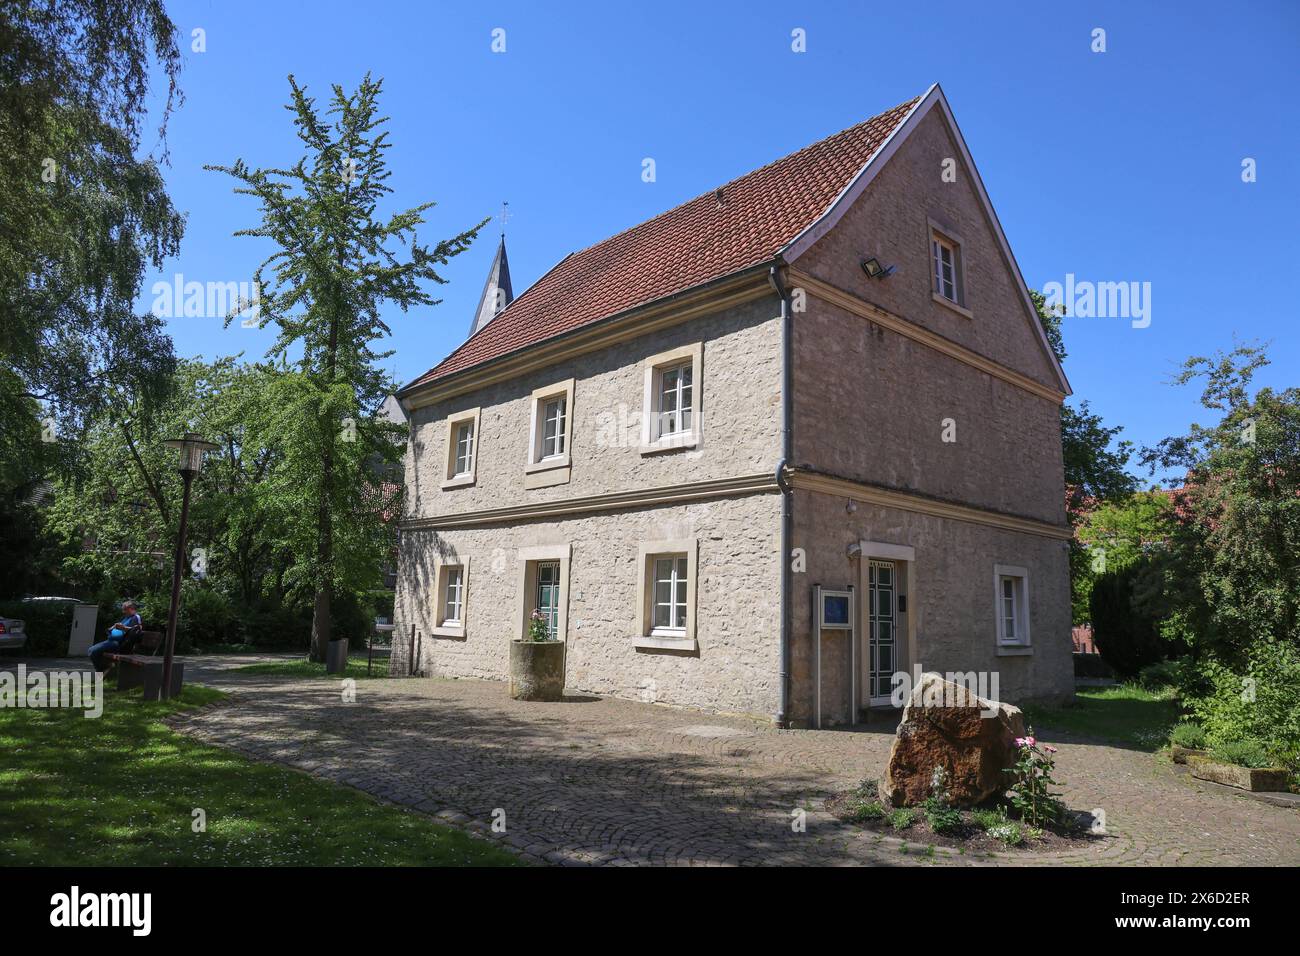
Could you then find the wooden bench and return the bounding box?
[107,653,183,701]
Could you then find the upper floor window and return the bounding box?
[453,421,475,476]
[640,342,702,455]
[440,407,480,490]
[540,396,567,459]
[927,218,971,318]
[525,378,575,487]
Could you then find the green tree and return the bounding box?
[1142,342,1300,658]
[208,75,483,660]
[1072,490,1176,622]
[0,0,184,496]
[1032,290,1139,624]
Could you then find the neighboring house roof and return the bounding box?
[403,93,922,392]
[466,234,514,338]
[402,83,1070,397]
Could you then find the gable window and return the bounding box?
[525,378,575,488]
[641,342,703,454]
[993,564,1030,652]
[441,407,481,490]
[927,219,972,318]
[635,538,698,650]
[432,557,471,638]
[932,235,957,301]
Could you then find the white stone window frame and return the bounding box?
[640,342,702,455]
[440,406,481,490]
[516,544,571,642]
[432,556,471,638]
[993,563,1032,656]
[634,537,698,651]
[927,218,973,320]
[525,378,574,488]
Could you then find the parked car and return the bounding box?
[0,616,27,650]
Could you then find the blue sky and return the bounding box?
[142,0,1299,480]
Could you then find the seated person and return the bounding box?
[88,601,143,672]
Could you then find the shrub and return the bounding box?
[971,808,1006,831]
[1136,659,1185,691]
[1210,739,1273,769]
[1089,563,1168,677]
[845,800,886,823]
[1181,641,1300,769]
[887,808,917,831]
[1169,721,1207,750]
[0,600,76,656]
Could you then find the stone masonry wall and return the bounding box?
[392,492,784,718]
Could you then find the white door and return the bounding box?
[69,604,99,655]
[535,562,561,639]
[867,561,896,705]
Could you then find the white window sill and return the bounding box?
[432,624,466,639]
[996,644,1033,657]
[639,433,698,456]
[634,632,696,651]
[932,291,973,320]
[440,473,475,490]
[525,454,571,474]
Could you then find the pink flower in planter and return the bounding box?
[1044,745,1058,754]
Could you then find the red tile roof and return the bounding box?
[405,94,921,391]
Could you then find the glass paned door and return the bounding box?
[868,560,896,704]
[535,561,561,639]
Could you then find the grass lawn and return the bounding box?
[0,684,521,866]
[1023,683,1183,751]
[233,656,389,680]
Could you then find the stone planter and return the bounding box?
[325,638,349,675]
[509,640,564,701]
[1188,756,1290,792]
[1170,745,1209,765]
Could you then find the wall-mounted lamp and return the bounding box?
[861,257,895,280]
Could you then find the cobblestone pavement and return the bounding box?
[149,658,1300,867]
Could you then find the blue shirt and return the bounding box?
[111,612,141,639]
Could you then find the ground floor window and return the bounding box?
[535,561,561,639]
[651,555,688,635]
[993,564,1030,647]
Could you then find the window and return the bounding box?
[927,219,971,318]
[540,397,566,459]
[635,538,698,650]
[641,343,702,454]
[443,567,464,624]
[432,557,470,637]
[932,235,957,302]
[526,378,575,487]
[651,556,688,634]
[535,561,561,638]
[658,363,693,437]
[441,407,481,489]
[453,421,474,476]
[993,564,1030,650]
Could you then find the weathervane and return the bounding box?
[498,200,511,237]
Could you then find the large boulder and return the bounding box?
[884,673,1026,807]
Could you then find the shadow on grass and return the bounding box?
[0,684,521,867]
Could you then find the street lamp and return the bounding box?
[160,432,218,699]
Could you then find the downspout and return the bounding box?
[769,263,794,728]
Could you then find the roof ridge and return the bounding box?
[555,94,923,264]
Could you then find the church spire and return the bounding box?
[466,205,514,338]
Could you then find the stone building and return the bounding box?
[391,84,1074,727]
